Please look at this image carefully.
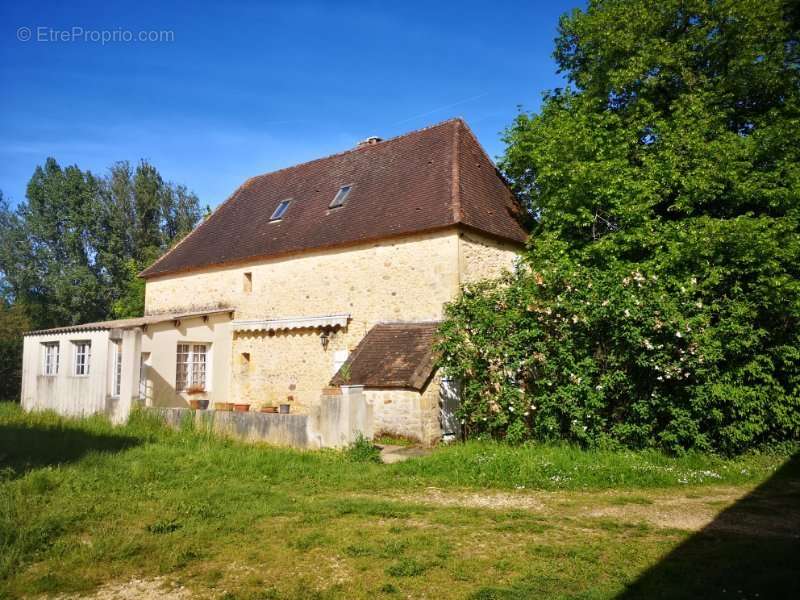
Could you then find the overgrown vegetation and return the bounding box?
[0,303,29,402]
[439,0,800,454]
[0,404,797,598]
[344,433,382,463]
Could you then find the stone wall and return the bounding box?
[145,229,460,321]
[142,226,523,438]
[231,330,329,413]
[458,230,521,284]
[145,230,460,412]
[367,374,442,446]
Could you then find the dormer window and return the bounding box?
[270,199,291,221]
[329,185,352,209]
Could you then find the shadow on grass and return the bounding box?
[0,422,140,478]
[467,452,800,600]
[616,451,800,600]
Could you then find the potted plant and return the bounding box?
[260,404,278,413]
[279,396,291,414]
[186,384,209,410]
[233,403,251,412]
[214,402,234,411]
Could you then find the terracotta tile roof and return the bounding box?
[24,308,233,336]
[141,119,528,278]
[330,322,440,391]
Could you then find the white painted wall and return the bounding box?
[140,312,233,407]
[21,312,233,420]
[21,330,112,417]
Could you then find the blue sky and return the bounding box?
[0,1,581,209]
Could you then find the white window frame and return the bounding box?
[176,343,209,392]
[111,341,122,398]
[73,341,91,377]
[42,342,60,376]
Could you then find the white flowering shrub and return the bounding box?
[438,224,800,454]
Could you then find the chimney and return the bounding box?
[357,136,382,148]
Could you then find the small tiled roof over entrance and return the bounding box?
[330,322,440,391]
[141,119,528,278]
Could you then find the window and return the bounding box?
[112,341,122,397]
[42,342,59,376]
[329,185,352,209]
[270,199,291,221]
[243,271,252,293]
[73,341,91,376]
[176,343,207,391]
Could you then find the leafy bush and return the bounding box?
[344,433,382,463]
[0,304,29,402]
[440,224,800,454]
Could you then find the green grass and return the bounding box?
[1,402,797,599]
[373,433,417,447]
[391,439,786,490]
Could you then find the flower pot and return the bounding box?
[189,399,209,410]
[279,403,290,414]
[233,403,251,412]
[214,402,234,411]
[260,406,278,413]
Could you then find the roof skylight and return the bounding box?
[270,199,291,221]
[329,185,352,209]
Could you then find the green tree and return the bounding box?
[0,301,30,401]
[440,0,800,453]
[1,158,108,328]
[0,159,202,326]
[98,160,201,318]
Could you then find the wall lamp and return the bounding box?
[319,330,330,351]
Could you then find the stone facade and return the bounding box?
[145,230,462,412]
[368,373,443,445]
[459,230,520,284]
[145,229,461,321]
[142,226,520,442]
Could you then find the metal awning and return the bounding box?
[231,314,350,333]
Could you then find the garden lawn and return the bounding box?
[1,403,798,599]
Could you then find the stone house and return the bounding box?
[20,118,528,446]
